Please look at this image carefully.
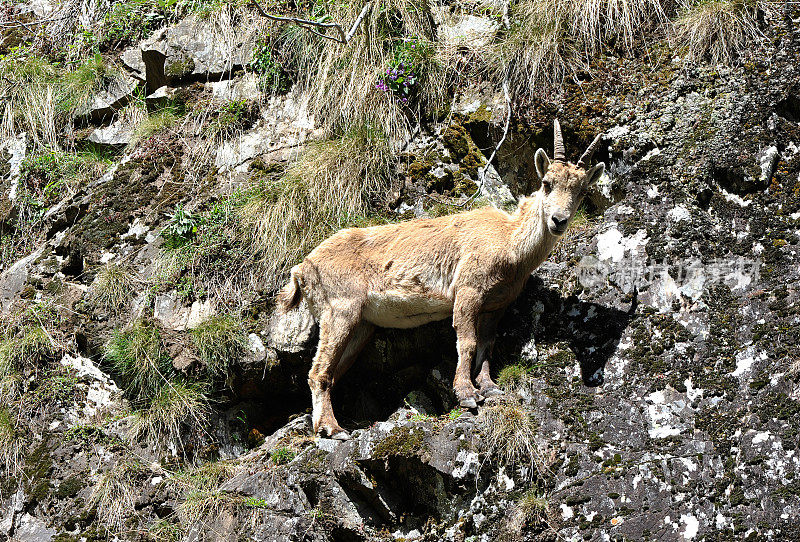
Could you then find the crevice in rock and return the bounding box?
[336,471,401,526]
[712,163,767,196]
[776,94,800,122]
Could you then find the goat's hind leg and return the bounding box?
[308,307,360,440]
[453,289,483,409]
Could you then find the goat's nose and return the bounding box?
[551,213,568,229]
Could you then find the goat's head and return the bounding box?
[534,120,605,236]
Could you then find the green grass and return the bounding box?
[0,325,57,372]
[105,320,174,405]
[270,447,296,465]
[0,407,24,476]
[190,314,248,377]
[498,363,531,391]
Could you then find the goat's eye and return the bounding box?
[542,181,552,193]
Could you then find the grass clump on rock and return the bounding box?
[105,320,209,448]
[190,314,248,377]
[674,0,774,64]
[0,407,24,476]
[478,402,548,479]
[91,263,137,315]
[105,320,175,405]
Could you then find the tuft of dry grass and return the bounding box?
[172,460,237,530]
[89,460,142,535]
[494,0,670,99]
[0,407,24,476]
[130,380,209,448]
[477,402,549,479]
[275,0,445,140]
[91,263,137,315]
[237,126,396,290]
[674,0,773,64]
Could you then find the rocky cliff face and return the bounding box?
[1,1,799,541]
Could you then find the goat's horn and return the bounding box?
[577,133,602,168]
[553,119,566,162]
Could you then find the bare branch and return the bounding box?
[0,14,70,30]
[460,80,512,208]
[250,1,370,44]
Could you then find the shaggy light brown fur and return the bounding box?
[280,121,605,438]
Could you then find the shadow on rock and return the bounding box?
[497,276,637,387]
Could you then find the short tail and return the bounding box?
[277,265,303,312]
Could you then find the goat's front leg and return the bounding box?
[453,289,483,409]
[475,309,504,398]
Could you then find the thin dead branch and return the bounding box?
[250,1,371,44]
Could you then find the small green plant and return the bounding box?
[105,320,174,405]
[190,314,248,377]
[163,206,200,248]
[251,38,290,94]
[241,497,270,508]
[270,447,296,465]
[447,407,464,421]
[376,38,430,104]
[204,100,257,140]
[92,263,136,314]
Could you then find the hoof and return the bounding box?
[330,430,351,441]
[459,397,478,409]
[480,386,504,398]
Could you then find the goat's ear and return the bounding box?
[534,148,550,180]
[585,162,605,186]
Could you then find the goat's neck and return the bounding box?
[510,194,558,271]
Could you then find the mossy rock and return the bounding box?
[372,426,427,458]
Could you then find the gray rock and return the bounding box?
[122,14,254,89]
[265,301,316,353]
[76,74,138,123]
[86,120,133,147]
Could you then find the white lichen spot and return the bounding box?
[597,228,648,263]
[452,450,480,479]
[668,205,691,222]
[681,514,699,539]
[560,504,574,519]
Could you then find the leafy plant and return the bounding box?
[163,206,200,248]
[376,38,430,103]
[270,447,296,465]
[251,37,290,94]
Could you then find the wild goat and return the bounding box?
[279,120,605,439]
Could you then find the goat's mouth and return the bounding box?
[548,224,567,236]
